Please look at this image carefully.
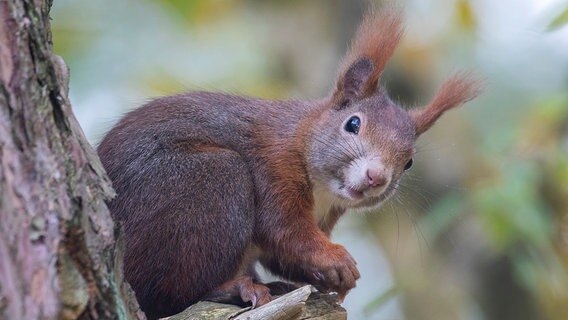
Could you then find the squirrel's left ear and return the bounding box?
[332,6,404,110]
[410,72,483,136]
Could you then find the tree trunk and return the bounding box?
[0,0,144,319]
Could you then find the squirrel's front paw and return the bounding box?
[307,244,360,297]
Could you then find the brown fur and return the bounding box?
[333,6,404,105]
[97,7,481,319]
[411,71,483,135]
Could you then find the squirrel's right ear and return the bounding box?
[332,6,404,110]
[332,58,374,109]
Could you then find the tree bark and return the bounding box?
[0,0,144,319]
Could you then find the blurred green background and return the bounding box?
[51,0,568,319]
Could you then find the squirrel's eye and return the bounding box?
[344,116,361,134]
[404,158,413,171]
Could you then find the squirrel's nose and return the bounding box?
[367,169,387,187]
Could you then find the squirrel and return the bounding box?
[97,6,481,319]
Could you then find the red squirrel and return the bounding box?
[97,7,481,319]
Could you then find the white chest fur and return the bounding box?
[312,184,341,224]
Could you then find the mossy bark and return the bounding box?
[0,0,144,319]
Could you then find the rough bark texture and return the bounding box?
[0,0,144,319]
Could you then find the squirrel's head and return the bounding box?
[307,7,482,211]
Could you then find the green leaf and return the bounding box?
[548,7,568,31]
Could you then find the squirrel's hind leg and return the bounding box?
[204,275,272,308]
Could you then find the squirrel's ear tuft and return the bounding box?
[410,71,483,136]
[332,6,404,109]
[333,58,374,109]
